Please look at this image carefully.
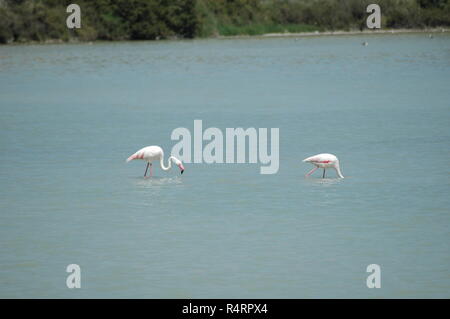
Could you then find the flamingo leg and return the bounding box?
[150,163,153,177]
[306,166,318,177]
[323,169,326,178]
[144,162,149,177]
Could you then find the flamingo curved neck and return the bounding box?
[160,156,175,171]
[335,163,344,178]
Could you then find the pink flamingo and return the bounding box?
[126,145,185,177]
[303,153,344,178]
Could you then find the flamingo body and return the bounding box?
[126,145,184,177]
[127,145,163,163]
[303,153,344,178]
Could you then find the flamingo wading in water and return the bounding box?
[126,145,185,177]
[303,153,344,178]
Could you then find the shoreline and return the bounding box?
[221,27,449,39]
[2,27,448,46]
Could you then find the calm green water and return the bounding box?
[0,34,449,298]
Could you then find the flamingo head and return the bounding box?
[173,157,185,174]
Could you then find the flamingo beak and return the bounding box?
[178,164,185,174]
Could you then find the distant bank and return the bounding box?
[4,28,448,46]
[223,28,449,39]
[1,0,449,44]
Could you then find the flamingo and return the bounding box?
[303,153,344,178]
[126,145,185,177]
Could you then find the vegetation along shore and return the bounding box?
[1,0,449,44]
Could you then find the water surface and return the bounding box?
[0,33,449,298]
